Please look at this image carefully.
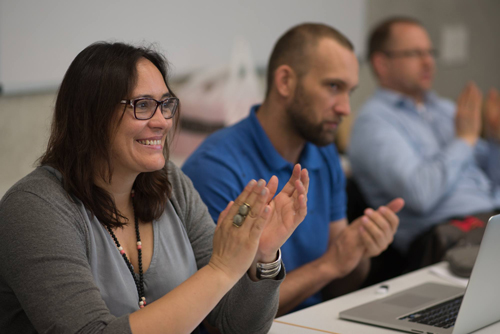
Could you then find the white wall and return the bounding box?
[364,0,500,101]
[337,0,500,152]
[0,0,367,196]
[0,92,55,196]
[2,0,499,197]
[0,0,366,94]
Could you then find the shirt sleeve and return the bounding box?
[349,110,475,214]
[0,190,131,334]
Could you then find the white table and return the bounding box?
[269,262,500,334]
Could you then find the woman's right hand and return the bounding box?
[208,179,273,282]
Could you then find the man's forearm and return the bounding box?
[321,257,370,301]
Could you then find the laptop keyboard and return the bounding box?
[398,295,463,329]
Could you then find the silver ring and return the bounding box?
[233,203,251,227]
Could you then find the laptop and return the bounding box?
[339,214,500,334]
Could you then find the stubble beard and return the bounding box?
[287,84,338,147]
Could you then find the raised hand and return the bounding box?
[256,164,309,263]
[455,82,483,146]
[485,88,500,141]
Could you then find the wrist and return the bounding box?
[256,248,282,280]
[459,135,478,147]
[207,259,242,286]
[256,250,279,264]
[318,249,340,280]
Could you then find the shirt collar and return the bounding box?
[249,104,323,171]
[375,88,439,111]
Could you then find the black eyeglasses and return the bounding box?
[383,49,438,59]
[120,97,179,120]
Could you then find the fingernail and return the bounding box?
[264,206,270,213]
[365,208,373,215]
[379,207,386,213]
[248,179,256,187]
[257,179,265,187]
[261,188,267,196]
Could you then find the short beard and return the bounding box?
[287,83,338,147]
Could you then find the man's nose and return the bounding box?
[334,93,351,116]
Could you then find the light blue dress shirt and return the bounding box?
[349,88,500,253]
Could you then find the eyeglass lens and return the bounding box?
[385,49,437,58]
[134,98,177,120]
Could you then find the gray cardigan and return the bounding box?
[0,162,282,334]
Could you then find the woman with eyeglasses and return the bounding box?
[0,42,309,334]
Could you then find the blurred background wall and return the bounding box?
[1,0,499,197]
[340,0,500,153]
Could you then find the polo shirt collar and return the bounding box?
[375,88,439,111]
[299,142,322,170]
[248,105,323,172]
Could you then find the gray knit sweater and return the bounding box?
[0,162,282,334]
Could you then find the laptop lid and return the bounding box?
[339,214,500,334]
[451,214,500,334]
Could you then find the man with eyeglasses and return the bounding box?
[349,17,500,268]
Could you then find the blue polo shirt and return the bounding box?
[182,105,346,310]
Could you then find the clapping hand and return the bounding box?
[485,88,500,141]
[209,179,273,282]
[358,198,405,258]
[256,164,309,263]
[326,198,405,277]
[209,164,308,281]
[455,82,483,146]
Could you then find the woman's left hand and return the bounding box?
[256,164,309,263]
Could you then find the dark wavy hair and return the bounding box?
[39,42,179,228]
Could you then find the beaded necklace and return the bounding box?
[106,191,147,308]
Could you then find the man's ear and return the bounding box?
[273,64,297,99]
[371,53,388,79]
